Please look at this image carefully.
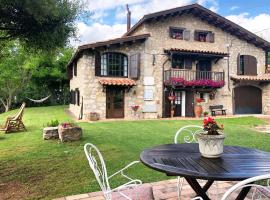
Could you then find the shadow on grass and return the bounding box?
[0,136,5,140]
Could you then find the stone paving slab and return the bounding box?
[54,179,258,200]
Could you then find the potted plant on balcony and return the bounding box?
[194,98,204,118]
[197,117,225,158]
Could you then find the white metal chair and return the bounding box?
[84,143,154,200]
[221,174,270,200]
[174,125,219,200]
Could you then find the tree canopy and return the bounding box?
[0,0,81,50]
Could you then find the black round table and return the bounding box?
[140,143,270,200]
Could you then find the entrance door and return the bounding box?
[185,91,194,117]
[174,91,182,117]
[106,87,125,118]
[164,91,182,117]
[234,86,262,114]
[196,60,211,79]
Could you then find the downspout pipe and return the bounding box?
[162,56,171,118]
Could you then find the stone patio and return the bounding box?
[54,179,259,200]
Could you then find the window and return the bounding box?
[170,27,184,40]
[101,52,128,77]
[172,55,192,69]
[238,55,257,75]
[194,30,214,43]
[198,32,207,42]
[239,55,245,75]
[172,56,184,69]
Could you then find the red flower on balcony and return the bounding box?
[164,77,225,88]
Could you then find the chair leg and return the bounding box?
[177,176,184,200]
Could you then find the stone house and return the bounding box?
[67,3,270,120]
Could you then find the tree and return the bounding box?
[22,48,73,106]
[0,0,81,50]
[0,41,40,111]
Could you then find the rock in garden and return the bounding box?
[43,127,59,140]
[58,126,82,142]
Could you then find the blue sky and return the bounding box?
[73,0,270,46]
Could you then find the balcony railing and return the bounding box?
[164,69,225,88]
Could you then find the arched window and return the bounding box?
[101,52,128,77]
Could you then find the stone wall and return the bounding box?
[262,83,270,114]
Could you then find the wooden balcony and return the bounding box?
[164,69,225,88]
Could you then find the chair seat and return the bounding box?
[258,186,270,198]
[111,185,154,200]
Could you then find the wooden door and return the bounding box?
[106,87,125,118]
[164,91,182,117]
[234,86,262,114]
[174,91,182,117]
[196,60,211,79]
[185,91,194,117]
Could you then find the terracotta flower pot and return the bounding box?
[194,105,202,118]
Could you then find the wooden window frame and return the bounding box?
[194,30,214,43]
[100,52,128,77]
[239,55,245,75]
[171,55,193,69]
[169,27,185,40]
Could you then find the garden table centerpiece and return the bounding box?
[197,117,225,158]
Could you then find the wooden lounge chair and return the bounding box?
[0,102,26,133]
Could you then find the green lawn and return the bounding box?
[0,106,269,200]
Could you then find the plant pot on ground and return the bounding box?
[58,122,82,142]
[43,120,59,140]
[89,112,100,121]
[197,117,225,158]
[194,98,204,118]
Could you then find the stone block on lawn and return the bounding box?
[43,127,59,140]
[58,126,82,142]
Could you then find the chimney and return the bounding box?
[126,4,131,31]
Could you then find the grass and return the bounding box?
[0,106,270,199]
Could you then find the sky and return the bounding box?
[72,0,270,47]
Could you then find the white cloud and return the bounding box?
[72,22,127,46]
[84,0,145,11]
[226,13,270,42]
[230,6,239,11]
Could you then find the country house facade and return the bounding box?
[67,4,270,120]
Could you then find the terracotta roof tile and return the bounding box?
[99,78,136,86]
[230,75,270,81]
[166,48,228,56]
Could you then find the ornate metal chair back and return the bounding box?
[174,125,203,144]
[221,174,270,200]
[84,143,111,199]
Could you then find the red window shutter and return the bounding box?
[129,53,140,79]
[95,51,101,76]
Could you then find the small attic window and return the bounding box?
[194,30,214,43]
[169,27,184,40]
